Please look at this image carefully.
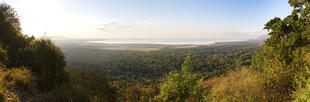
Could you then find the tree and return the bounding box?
[23,39,69,91]
[70,70,117,102]
[0,2,21,46]
[0,2,69,91]
[181,53,194,73]
[0,2,117,101]
[156,53,200,101]
[251,0,310,101]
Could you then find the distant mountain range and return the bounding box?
[255,35,269,41]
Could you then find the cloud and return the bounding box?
[93,20,134,31]
[116,25,133,29]
[104,21,119,26]
[92,21,119,27]
[93,21,119,31]
[97,27,106,31]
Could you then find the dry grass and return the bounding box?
[0,68,35,102]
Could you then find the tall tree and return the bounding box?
[251,0,310,101]
[156,53,199,101]
[0,2,21,45]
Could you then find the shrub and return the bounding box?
[293,77,310,102]
[70,70,117,102]
[155,71,198,101]
[292,46,310,101]
[23,39,69,91]
[42,83,88,102]
[0,46,7,64]
[155,53,204,102]
[210,68,265,102]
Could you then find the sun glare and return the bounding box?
[13,0,73,37]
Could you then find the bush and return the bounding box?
[155,71,198,101]
[293,78,310,102]
[210,68,265,102]
[155,53,204,102]
[0,46,7,64]
[70,70,117,102]
[42,83,88,102]
[292,46,310,101]
[23,39,68,91]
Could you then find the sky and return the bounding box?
[3,0,292,40]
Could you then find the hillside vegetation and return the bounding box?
[1,0,310,101]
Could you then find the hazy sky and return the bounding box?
[3,0,292,39]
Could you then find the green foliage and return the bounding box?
[0,3,93,101]
[156,71,197,101]
[5,1,310,101]
[155,54,209,102]
[292,47,310,102]
[0,2,21,46]
[289,0,310,8]
[181,53,195,73]
[293,76,310,102]
[0,2,68,92]
[7,35,34,68]
[0,45,7,63]
[64,44,257,84]
[250,0,310,101]
[250,49,264,71]
[62,43,256,101]
[0,2,33,67]
[45,82,89,102]
[70,69,117,102]
[23,39,69,91]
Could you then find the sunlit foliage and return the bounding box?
[0,67,35,102]
[156,54,210,102]
[249,0,310,101]
[210,68,265,101]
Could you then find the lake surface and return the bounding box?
[86,39,247,45]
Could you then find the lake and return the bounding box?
[86,39,247,45]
